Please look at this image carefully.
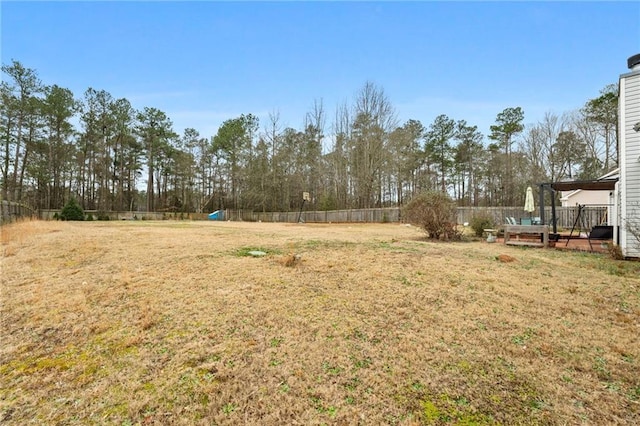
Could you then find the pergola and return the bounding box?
[538,178,618,234]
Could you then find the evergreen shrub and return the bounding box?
[60,199,84,221]
[470,213,495,237]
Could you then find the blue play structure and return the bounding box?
[208,210,224,220]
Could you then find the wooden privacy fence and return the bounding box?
[33,205,610,230]
[223,208,401,223]
[39,209,190,221]
[456,206,611,230]
[1,200,37,224]
[555,206,610,229]
[224,205,610,229]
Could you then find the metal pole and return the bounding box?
[297,199,306,223]
[539,184,545,225]
[551,189,557,234]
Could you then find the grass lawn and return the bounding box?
[1,220,639,425]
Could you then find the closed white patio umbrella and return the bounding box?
[524,186,535,220]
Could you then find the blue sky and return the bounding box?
[2,1,639,146]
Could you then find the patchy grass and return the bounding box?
[234,246,281,257]
[1,220,639,425]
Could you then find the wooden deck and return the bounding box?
[555,236,612,254]
[491,235,612,254]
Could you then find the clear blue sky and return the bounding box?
[2,1,639,146]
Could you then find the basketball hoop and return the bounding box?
[298,192,310,223]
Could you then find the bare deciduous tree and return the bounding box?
[349,81,397,208]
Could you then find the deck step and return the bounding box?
[505,241,544,247]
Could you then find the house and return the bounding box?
[538,54,639,258]
[614,53,640,258]
[560,168,619,208]
[560,169,618,226]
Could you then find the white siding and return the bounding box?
[560,190,611,208]
[620,68,640,257]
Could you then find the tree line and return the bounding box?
[1,60,619,214]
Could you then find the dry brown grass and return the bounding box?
[1,220,639,425]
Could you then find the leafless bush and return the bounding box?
[403,190,461,240]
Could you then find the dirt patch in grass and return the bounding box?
[1,220,639,425]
